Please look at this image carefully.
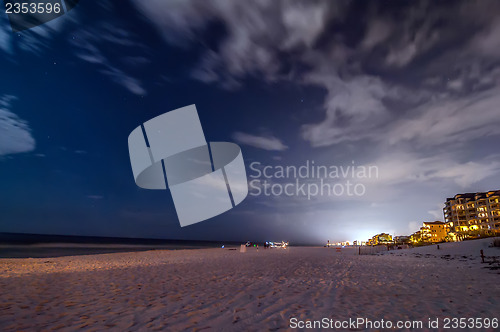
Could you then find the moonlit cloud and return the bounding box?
[233,132,288,151]
[0,95,36,156]
[386,87,500,147]
[131,0,346,86]
[100,66,147,96]
[470,18,500,58]
[300,73,419,146]
[366,153,500,188]
[360,19,391,50]
[71,23,148,95]
[0,15,12,54]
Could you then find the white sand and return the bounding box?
[0,239,499,331]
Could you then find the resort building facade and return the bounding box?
[367,233,393,246]
[420,221,447,243]
[443,190,500,240]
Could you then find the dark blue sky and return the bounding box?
[1,1,500,244]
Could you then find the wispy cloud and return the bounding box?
[469,18,500,58]
[0,95,35,156]
[386,86,500,147]
[368,152,500,188]
[131,0,344,88]
[300,72,425,147]
[100,66,147,96]
[71,23,148,95]
[233,132,288,151]
[0,15,13,54]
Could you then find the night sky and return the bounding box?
[1,1,500,244]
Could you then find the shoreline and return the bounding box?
[0,243,234,259]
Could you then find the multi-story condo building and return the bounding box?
[420,221,447,243]
[368,233,393,245]
[443,190,500,239]
[393,236,410,244]
[409,231,422,243]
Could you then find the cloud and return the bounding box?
[299,5,500,150]
[300,68,500,149]
[280,1,329,49]
[0,15,13,54]
[100,66,147,95]
[233,132,288,151]
[447,78,463,91]
[431,161,500,188]
[300,73,420,146]
[366,152,500,188]
[386,86,500,147]
[131,0,345,87]
[470,18,500,58]
[0,96,36,156]
[377,1,500,68]
[361,19,391,50]
[70,23,148,95]
[378,2,440,67]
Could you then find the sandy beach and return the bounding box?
[0,239,498,331]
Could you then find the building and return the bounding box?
[368,233,393,245]
[443,190,500,240]
[421,221,447,243]
[410,230,422,244]
[393,236,410,244]
[444,221,457,241]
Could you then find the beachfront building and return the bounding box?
[393,236,410,245]
[444,222,458,242]
[409,230,423,244]
[409,221,450,244]
[420,221,447,243]
[368,233,393,245]
[443,190,500,240]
